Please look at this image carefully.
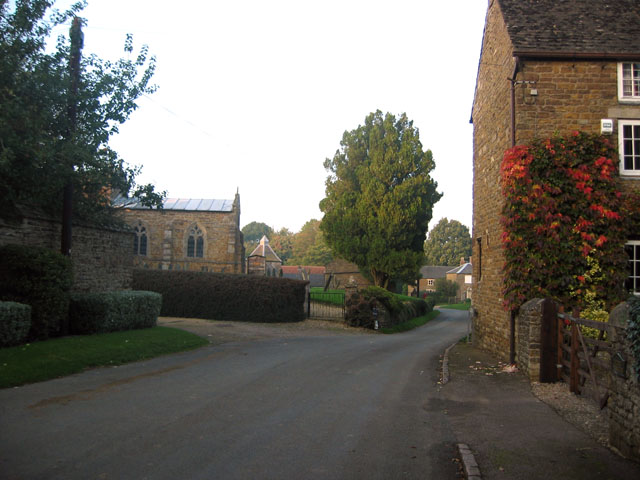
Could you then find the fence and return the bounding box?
[307,290,345,320]
[557,312,612,409]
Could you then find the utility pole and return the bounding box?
[61,16,83,257]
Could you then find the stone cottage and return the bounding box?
[471,0,640,359]
[119,193,245,273]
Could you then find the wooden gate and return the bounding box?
[557,312,612,409]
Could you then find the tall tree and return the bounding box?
[270,227,294,264]
[287,219,333,266]
[0,0,164,223]
[423,218,472,266]
[320,110,441,288]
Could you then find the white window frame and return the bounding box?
[619,119,640,176]
[625,240,640,296]
[618,62,640,103]
[427,279,434,286]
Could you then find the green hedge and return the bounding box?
[69,291,162,334]
[133,270,307,323]
[0,244,73,340]
[0,301,31,347]
[345,287,432,329]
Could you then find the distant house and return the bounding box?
[247,236,282,276]
[119,194,245,273]
[408,265,456,296]
[281,266,326,288]
[446,260,473,302]
[471,0,640,359]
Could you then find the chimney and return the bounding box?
[460,257,465,266]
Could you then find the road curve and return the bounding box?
[0,309,470,480]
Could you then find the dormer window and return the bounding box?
[618,62,640,102]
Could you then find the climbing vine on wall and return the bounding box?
[500,132,631,312]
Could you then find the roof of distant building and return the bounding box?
[420,266,457,279]
[281,266,326,275]
[497,0,640,56]
[122,198,235,212]
[447,263,473,275]
[248,236,282,263]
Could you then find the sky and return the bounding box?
[50,0,487,234]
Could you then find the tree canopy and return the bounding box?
[0,0,164,223]
[423,218,472,266]
[287,219,333,266]
[320,110,441,288]
[242,221,273,253]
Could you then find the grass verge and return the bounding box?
[0,326,208,389]
[380,310,440,334]
[438,303,471,311]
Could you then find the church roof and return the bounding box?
[125,198,235,212]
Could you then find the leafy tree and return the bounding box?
[320,110,441,288]
[434,278,459,300]
[270,227,294,264]
[0,0,164,223]
[288,219,333,266]
[242,221,274,253]
[423,218,472,266]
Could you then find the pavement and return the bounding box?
[440,341,640,479]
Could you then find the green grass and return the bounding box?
[310,287,345,306]
[0,327,208,388]
[438,302,471,310]
[380,310,440,334]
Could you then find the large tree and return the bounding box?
[287,219,333,266]
[320,110,441,288]
[242,221,274,253]
[0,0,163,223]
[423,218,472,266]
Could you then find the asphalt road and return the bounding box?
[0,309,470,480]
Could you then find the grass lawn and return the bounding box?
[438,303,471,311]
[380,310,440,334]
[0,326,208,389]
[310,287,345,306]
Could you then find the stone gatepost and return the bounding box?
[608,302,640,462]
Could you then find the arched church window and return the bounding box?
[187,224,204,258]
[134,221,148,256]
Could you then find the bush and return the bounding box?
[0,244,73,340]
[345,294,379,328]
[345,287,433,329]
[133,270,307,323]
[69,291,162,334]
[0,301,31,347]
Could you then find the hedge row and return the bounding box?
[345,286,432,329]
[0,244,73,340]
[0,301,31,347]
[133,270,307,323]
[69,291,162,334]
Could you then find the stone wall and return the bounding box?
[325,258,372,290]
[0,208,134,293]
[515,299,544,381]
[608,302,640,462]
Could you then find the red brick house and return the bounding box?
[471,0,640,359]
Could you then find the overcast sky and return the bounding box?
[52,0,487,233]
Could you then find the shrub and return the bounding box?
[0,301,31,347]
[0,244,73,340]
[69,291,162,334]
[361,286,403,315]
[346,287,432,329]
[133,270,307,323]
[344,293,379,329]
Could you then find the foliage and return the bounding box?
[0,302,31,347]
[0,327,207,388]
[435,278,459,300]
[500,132,629,312]
[361,286,404,314]
[0,0,164,223]
[320,110,441,288]
[133,270,307,323]
[0,244,73,340]
[627,296,640,381]
[69,290,161,334]
[270,227,294,264]
[423,218,472,266]
[380,310,439,334]
[242,221,274,253]
[288,219,333,266]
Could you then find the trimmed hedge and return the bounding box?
[346,286,432,329]
[0,301,32,347]
[133,270,307,323]
[0,244,73,340]
[69,291,162,334]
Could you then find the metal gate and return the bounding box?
[307,291,345,320]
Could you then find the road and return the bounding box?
[0,309,470,480]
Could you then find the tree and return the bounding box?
[423,218,472,266]
[288,219,333,266]
[434,278,459,300]
[270,227,294,264]
[0,0,164,223]
[242,221,274,253]
[320,110,441,288]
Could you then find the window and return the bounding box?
[625,240,640,295]
[427,279,434,286]
[133,221,147,256]
[465,275,472,284]
[618,62,640,102]
[187,224,204,258]
[619,120,640,175]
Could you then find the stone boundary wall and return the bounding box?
[608,303,640,462]
[515,298,545,382]
[0,208,134,293]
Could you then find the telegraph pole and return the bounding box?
[61,16,83,256]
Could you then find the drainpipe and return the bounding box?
[508,60,518,365]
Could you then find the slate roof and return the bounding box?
[420,266,457,279]
[124,198,234,212]
[497,0,640,56]
[248,236,282,263]
[447,263,473,275]
[281,266,326,275]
